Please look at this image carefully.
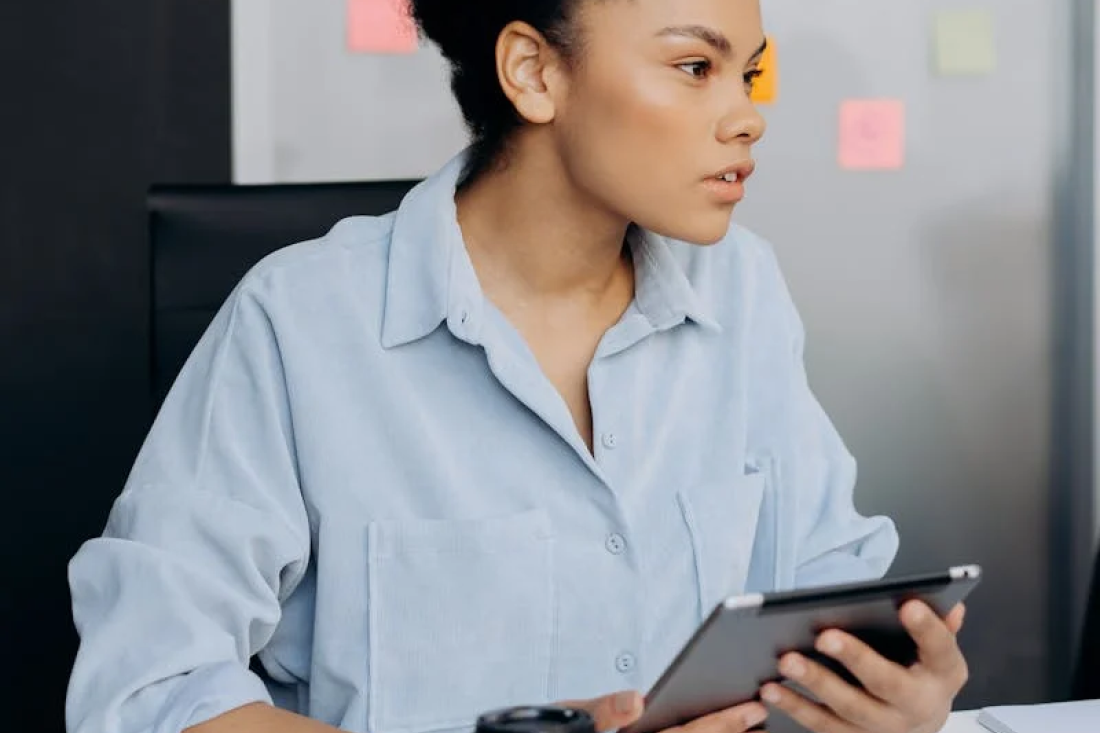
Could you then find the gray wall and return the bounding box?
[232,0,467,183]
[231,0,1096,708]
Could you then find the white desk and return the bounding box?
[940,711,982,732]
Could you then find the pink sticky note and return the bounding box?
[838,100,905,170]
[347,0,418,54]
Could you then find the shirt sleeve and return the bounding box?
[787,351,900,588]
[755,238,900,589]
[66,280,312,733]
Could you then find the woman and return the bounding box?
[67,1,969,732]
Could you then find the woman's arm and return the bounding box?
[752,233,900,587]
[186,703,343,733]
[67,281,312,733]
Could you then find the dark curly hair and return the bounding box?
[409,0,587,188]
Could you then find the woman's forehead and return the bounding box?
[578,0,763,41]
[576,0,764,58]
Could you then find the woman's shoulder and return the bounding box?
[241,212,398,291]
[193,215,397,342]
[200,211,404,351]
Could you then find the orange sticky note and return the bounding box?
[750,35,777,104]
[347,0,418,54]
[838,99,905,170]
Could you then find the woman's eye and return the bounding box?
[678,60,712,80]
[743,69,764,91]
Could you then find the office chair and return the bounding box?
[1072,541,1100,699]
[147,179,419,411]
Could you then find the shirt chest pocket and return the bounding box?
[366,509,556,733]
[677,471,767,614]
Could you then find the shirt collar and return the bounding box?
[628,225,721,332]
[381,152,482,348]
[380,149,720,348]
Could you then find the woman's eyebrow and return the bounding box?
[655,25,732,57]
[655,26,768,63]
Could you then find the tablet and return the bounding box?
[622,565,981,733]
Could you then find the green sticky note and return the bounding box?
[934,9,996,76]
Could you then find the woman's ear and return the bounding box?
[494,21,564,125]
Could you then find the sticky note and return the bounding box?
[838,100,905,170]
[347,0,418,54]
[750,35,778,104]
[934,9,996,75]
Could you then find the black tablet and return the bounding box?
[622,565,982,733]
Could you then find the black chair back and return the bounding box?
[1072,542,1100,699]
[147,180,418,409]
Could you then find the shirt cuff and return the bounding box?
[158,660,273,733]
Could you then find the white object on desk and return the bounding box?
[976,699,1100,733]
[939,711,983,733]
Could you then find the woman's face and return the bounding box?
[554,0,766,245]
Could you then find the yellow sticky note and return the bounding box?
[347,0,418,54]
[838,100,905,171]
[934,9,996,76]
[750,35,778,104]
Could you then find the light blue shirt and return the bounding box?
[67,151,898,733]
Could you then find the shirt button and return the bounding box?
[605,533,626,555]
[601,432,618,449]
[615,652,636,674]
[454,300,473,325]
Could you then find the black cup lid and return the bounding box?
[476,706,596,733]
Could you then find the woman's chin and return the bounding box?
[656,218,734,246]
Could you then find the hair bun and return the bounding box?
[409,0,495,64]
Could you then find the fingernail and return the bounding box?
[614,691,639,715]
[780,654,805,679]
[817,633,843,655]
[744,704,768,727]
[761,685,782,704]
[907,603,928,624]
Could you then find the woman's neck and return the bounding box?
[455,136,633,308]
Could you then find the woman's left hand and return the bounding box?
[760,601,969,733]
